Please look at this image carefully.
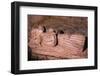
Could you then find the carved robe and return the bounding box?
[58,34,86,58]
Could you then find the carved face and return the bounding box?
[41,33,57,47]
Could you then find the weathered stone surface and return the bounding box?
[29,27,87,59]
[28,15,45,24]
[70,34,85,47]
[28,16,88,60]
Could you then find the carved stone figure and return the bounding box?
[29,26,87,59]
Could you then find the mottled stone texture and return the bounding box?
[28,15,88,60]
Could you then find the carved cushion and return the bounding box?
[29,28,43,48]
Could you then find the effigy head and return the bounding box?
[41,28,57,47]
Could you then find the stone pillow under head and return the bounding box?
[29,26,44,48]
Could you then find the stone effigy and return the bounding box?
[28,26,87,60]
[70,34,85,49]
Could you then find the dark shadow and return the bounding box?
[59,30,64,34]
[83,37,88,52]
[28,47,32,60]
